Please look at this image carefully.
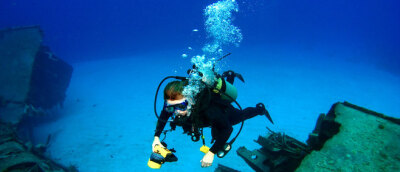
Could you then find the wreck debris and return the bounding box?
[236,102,400,172]
[0,122,74,171]
[0,26,73,125]
[297,102,400,171]
[0,26,74,171]
[214,164,240,172]
[237,131,309,172]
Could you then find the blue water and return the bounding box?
[2,0,400,171]
[2,0,399,69]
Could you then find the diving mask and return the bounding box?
[164,100,189,113]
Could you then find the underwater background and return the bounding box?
[1,0,400,171]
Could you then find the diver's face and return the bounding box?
[166,98,188,116]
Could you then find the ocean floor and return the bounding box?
[33,48,400,171]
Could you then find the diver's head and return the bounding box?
[164,80,187,100]
[164,80,189,116]
[165,98,188,116]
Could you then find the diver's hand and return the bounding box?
[152,136,164,152]
[200,151,214,168]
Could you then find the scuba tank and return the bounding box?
[213,76,238,102]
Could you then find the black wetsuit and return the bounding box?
[154,91,264,154]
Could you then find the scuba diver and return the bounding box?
[151,69,274,168]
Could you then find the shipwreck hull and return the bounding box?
[236,102,400,172]
[296,102,400,171]
[0,26,73,124]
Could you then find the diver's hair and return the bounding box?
[164,80,188,100]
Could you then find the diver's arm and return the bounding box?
[200,120,232,167]
[209,119,233,154]
[152,109,171,151]
[154,109,171,137]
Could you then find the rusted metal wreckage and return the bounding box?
[0,26,74,171]
[215,102,400,172]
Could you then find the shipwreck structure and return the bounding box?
[0,26,73,124]
[0,26,73,171]
[0,122,76,171]
[232,102,400,172]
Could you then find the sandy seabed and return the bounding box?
[34,48,400,171]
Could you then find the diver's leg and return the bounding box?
[228,103,273,125]
[222,70,235,84]
[256,103,274,124]
[228,107,263,125]
[222,70,245,84]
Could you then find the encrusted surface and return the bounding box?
[296,103,400,171]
